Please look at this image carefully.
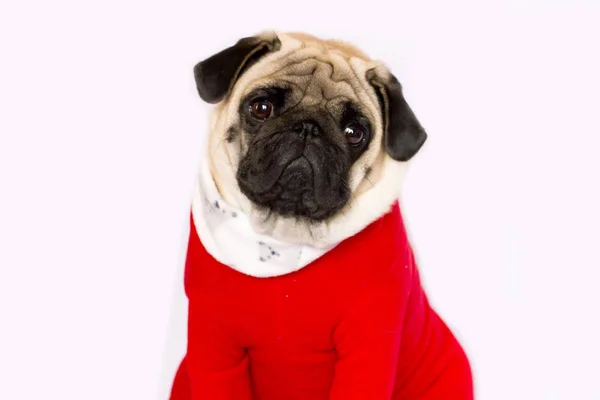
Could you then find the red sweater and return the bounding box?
[169,202,473,400]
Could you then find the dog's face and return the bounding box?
[235,62,376,221]
[193,32,426,242]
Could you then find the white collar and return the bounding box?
[190,155,337,278]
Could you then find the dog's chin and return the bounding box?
[237,157,350,222]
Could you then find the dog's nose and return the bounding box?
[293,121,321,138]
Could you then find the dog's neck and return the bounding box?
[191,138,410,277]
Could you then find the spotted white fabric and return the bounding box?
[191,156,337,278]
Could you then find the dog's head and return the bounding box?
[194,31,426,245]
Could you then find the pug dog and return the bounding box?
[170,31,473,400]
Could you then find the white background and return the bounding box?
[1,0,599,399]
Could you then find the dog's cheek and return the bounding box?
[225,125,240,143]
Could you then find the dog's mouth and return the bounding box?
[236,141,350,221]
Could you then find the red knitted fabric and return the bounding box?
[170,202,473,399]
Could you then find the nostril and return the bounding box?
[308,124,320,137]
[292,122,304,133]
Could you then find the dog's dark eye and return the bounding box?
[249,99,274,121]
[344,123,366,146]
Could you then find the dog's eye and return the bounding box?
[344,123,366,146]
[249,99,274,121]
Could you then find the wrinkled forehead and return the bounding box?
[226,34,384,125]
[252,57,368,120]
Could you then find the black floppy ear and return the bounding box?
[194,33,281,104]
[366,68,427,161]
